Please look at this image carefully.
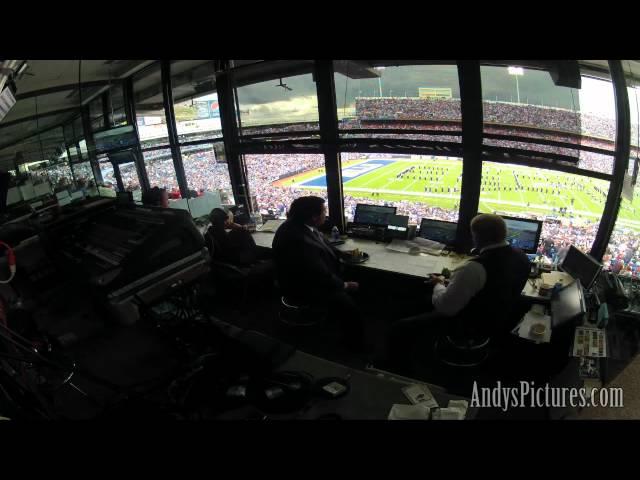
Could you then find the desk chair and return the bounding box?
[433,298,531,370]
[274,292,330,352]
[278,295,327,327]
[203,228,272,310]
[434,325,491,368]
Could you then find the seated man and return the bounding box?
[205,207,274,301]
[388,213,530,372]
[206,207,259,267]
[272,196,365,352]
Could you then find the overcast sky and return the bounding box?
[231,65,640,125]
[184,66,639,130]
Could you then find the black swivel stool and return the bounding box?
[435,293,532,367]
[278,296,326,328]
[434,331,491,368]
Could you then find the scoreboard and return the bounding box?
[418,88,452,100]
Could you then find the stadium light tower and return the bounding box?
[508,66,524,104]
[375,66,385,97]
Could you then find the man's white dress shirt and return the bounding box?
[432,241,509,316]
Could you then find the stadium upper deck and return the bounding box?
[353,97,620,142]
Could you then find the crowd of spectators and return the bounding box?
[29,137,640,278]
[227,101,637,176]
[605,229,640,278]
[244,154,327,217]
[354,98,617,138]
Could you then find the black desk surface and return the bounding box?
[281,352,477,420]
[213,333,476,420]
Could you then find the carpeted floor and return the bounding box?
[576,354,640,419]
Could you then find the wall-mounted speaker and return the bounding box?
[549,61,582,89]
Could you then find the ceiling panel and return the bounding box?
[13,60,151,96]
[0,88,101,125]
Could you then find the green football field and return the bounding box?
[292,157,640,231]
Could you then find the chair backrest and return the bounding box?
[204,227,213,250]
[204,227,228,261]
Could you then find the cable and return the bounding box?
[0,241,16,284]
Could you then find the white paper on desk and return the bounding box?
[447,399,469,418]
[432,407,465,420]
[512,311,552,343]
[388,403,431,420]
[541,271,574,287]
[257,219,285,233]
[402,384,439,408]
[368,249,437,276]
[411,237,445,254]
[385,239,419,254]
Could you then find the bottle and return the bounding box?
[252,212,263,228]
[331,226,340,241]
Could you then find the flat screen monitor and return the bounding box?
[107,150,137,165]
[418,219,457,246]
[56,190,70,201]
[353,204,396,227]
[116,191,133,205]
[188,193,222,219]
[93,126,137,154]
[387,215,409,238]
[501,215,543,254]
[551,279,587,329]
[386,214,409,232]
[560,245,603,290]
[6,187,21,206]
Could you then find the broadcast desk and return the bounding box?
[252,232,545,302]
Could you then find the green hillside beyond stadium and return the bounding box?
[288,157,640,231]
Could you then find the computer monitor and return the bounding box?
[560,245,603,290]
[116,191,133,205]
[501,215,543,254]
[353,204,396,227]
[93,126,138,154]
[56,190,70,201]
[386,214,409,238]
[418,219,457,246]
[108,150,137,165]
[188,192,222,219]
[551,279,587,329]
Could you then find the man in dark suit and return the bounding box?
[272,196,365,352]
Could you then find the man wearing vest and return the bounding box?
[387,213,530,374]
